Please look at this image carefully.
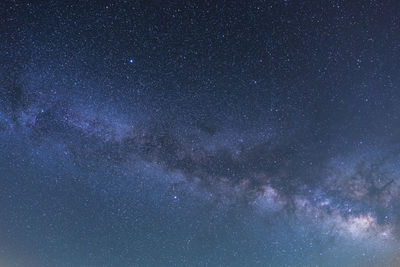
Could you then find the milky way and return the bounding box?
[1,1,400,266]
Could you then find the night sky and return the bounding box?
[1,0,400,266]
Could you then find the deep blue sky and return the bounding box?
[1,0,400,266]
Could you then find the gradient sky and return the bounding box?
[1,0,400,266]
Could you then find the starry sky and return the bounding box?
[1,0,400,266]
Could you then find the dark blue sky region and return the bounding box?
[1,0,400,266]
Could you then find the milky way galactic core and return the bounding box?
[1,1,400,266]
